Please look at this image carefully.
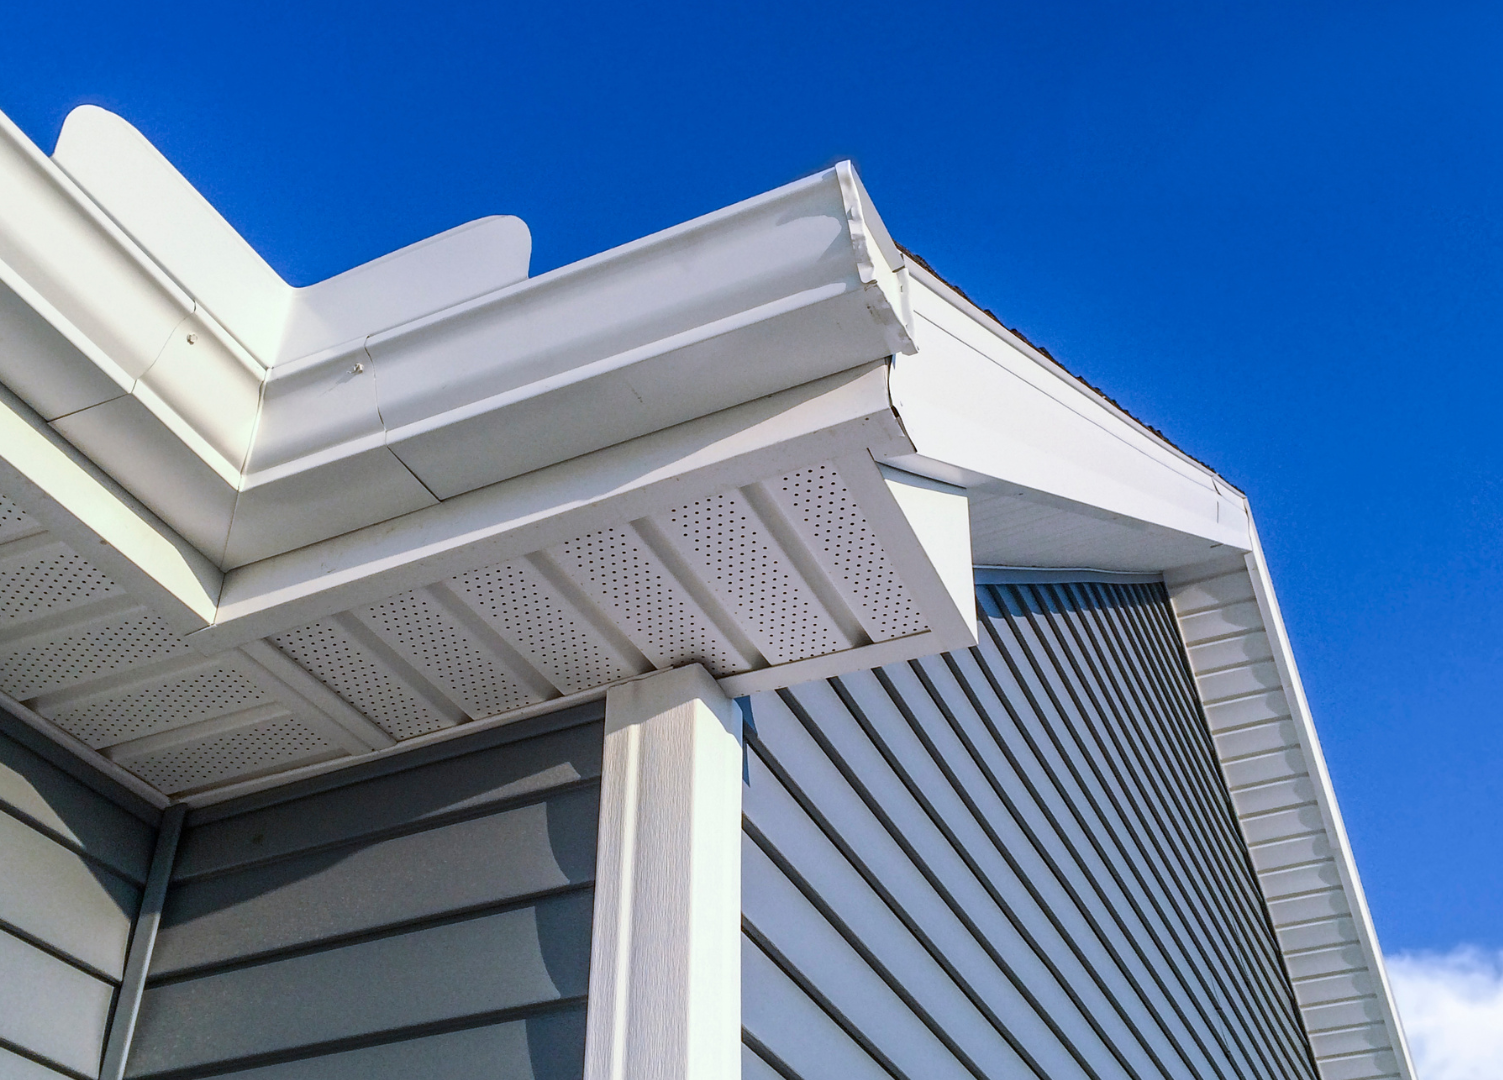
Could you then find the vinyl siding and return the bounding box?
[123,702,604,1080]
[0,717,159,1080]
[741,580,1319,1080]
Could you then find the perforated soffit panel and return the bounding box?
[0,458,965,798]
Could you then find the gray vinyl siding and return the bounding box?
[0,717,159,1080]
[123,702,604,1080]
[741,580,1319,1080]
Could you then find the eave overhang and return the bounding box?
[0,106,983,801]
[0,100,1414,1080]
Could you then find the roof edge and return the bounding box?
[899,250,1240,497]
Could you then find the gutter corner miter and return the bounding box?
[6,102,926,578]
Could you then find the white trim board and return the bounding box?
[974,566,1165,586]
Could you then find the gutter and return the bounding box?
[0,106,915,575]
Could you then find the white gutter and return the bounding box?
[0,106,914,572]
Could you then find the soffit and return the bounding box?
[1168,555,1417,1080]
[0,439,975,801]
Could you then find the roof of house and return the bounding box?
[0,103,1414,1080]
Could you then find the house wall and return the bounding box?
[740,579,1320,1080]
[121,701,605,1080]
[0,714,159,1080]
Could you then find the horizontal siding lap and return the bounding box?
[1175,601,1264,645]
[742,933,895,1080]
[1250,832,1334,874]
[742,1041,787,1080]
[833,665,1173,1080]
[1300,997,1387,1033]
[168,1009,588,1080]
[0,810,138,979]
[1228,775,1317,817]
[751,686,1087,1080]
[1214,718,1299,761]
[1267,889,1352,927]
[968,614,1293,1079]
[1258,859,1344,899]
[1310,1024,1395,1058]
[0,928,115,1077]
[128,892,592,1077]
[1220,746,1308,789]
[1284,944,1368,981]
[174,719,602,879]
[743,845,979,1080]
[154,787,597,975]
[1315,1051,1400,1080]
[1277,917,1359,955]
[1196,661,1283,705]
[0,730,156,883]
[1202,690,1290,732]
[131,715,601,1080]
[0,1045,72,1080]
[935,664,1232,1073]
[1238,804,1324,846]
[894,653,1215,1080]
[981,587,1311,1078]
[1168,568,1415,1080]
[1186,632,1273,674]
[742,756,1027,1079]
[743,580,1325,1080]
[1166,573,1256,615]
[1291,969,1377,1008]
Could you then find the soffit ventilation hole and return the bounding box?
[0,495,40,543]
[0,612,192,701]
[45,666,272,749]
[661,491,842,665]
[122,716,334,793]
[0,548,120,622]
[773,464,928,641]
[271,621,449,740]
[553,528,741,676]
[450,562,634,693]
[360,592,538,718]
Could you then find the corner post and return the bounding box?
[584,664,743,1080]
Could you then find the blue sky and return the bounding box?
[2,2,1498,956]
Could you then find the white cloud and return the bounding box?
[1386,946,1503,1080]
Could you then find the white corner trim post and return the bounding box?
[585,664,744,1080]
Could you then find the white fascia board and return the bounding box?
[0,382,220,633]
[888,265,1251,552]
[192,361,912,649]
